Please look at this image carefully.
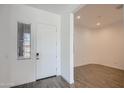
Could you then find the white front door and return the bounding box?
[36,24,57,80]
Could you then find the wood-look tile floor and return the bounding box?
[74,64,124,88]
[12,76,69,88]
[12,64,124,88]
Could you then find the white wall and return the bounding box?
[9,5,61,87]
[0,4,80,87]
[60,5,83,84]
[0,5,10,87]
[60,5,85,84]
[0,5,61,87]
[61,14,70,83]
[61,14,74,84]
[74,21,124,70]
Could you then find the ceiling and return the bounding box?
[27,4,80,14]
[75,4,123,29]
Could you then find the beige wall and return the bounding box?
[74,21,124,70]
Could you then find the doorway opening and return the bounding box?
[74,4,124,87]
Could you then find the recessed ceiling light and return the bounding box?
[77,16,81,19]
[96,22,101,26]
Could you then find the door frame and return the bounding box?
[35,23,61,80]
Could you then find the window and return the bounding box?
[17,22,31,59]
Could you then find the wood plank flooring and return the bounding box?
[12,76,69,88]
[12,64,124,88]
[74,64,124,88]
